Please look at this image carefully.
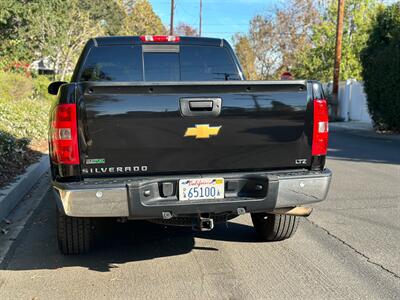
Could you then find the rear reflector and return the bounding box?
[140,35,180,42]
[50,104,80,165]
[312,99,329,156]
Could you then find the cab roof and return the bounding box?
[92,36,226,47]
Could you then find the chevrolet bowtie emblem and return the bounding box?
[184,124,221,139]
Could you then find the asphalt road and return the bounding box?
[1,129,399,299]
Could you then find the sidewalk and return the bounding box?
[330,121,400,141]
[329,121,373,131]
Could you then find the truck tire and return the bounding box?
[251,213,299,241]
[57,210,92,255]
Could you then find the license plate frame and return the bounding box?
[179,178,225,201]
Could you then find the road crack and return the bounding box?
[306,218,400,280]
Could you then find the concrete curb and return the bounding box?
[0,154,49,222]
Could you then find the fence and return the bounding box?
[325,80,372,124]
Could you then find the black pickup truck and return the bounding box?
[48,35,331,254]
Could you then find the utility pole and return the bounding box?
[332,0,345,118]
[199,0,202,37]
[170,0,175,35]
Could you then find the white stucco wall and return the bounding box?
[325,80,372,124]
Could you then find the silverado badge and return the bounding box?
[184,124,221,139]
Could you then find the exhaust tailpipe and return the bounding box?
[270,207,313,217]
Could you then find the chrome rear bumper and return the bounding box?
[53,169,332,218]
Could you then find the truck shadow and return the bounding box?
[1,198,260,273]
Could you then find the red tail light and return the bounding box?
[50,104,80,164]
[312,99,329,156]
[140,35,180,42]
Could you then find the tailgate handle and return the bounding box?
[189,101,213,111]
[180,98,222,117]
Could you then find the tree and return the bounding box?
[0,0,20,42]
[121,0,165,35]
[233,0,383,81]
[273,0,320,74]
[1,0,167,79]
[122,0,136,14]
[79,0,126,35]
[360,3,400,131]
[0,0,30,66]
[247,15,281,79]
[294,0,382,81]
[233,34,258,79]
[175,22,198,36]
[0,0,110,78]
[19,0,105,80]
[233,0,320,79]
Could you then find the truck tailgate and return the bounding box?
[77,81,312,176]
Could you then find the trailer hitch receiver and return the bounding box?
[192,216,214,231]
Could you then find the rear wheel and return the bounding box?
[251,213,299,241]
[57,210,92,255]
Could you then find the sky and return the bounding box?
[149,0,398,43]
[149,0,279,42]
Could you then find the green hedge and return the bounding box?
[361,3,400,131]
[0,71,54,160]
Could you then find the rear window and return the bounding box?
[79,45,240,82]
[80,45,143,81]
[180,46,240,81]
[144,52,180,81]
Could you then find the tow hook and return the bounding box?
[192,216,214,231]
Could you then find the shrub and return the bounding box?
[0,130,30,163]
[0,97,51,140]
[0,71,55,165]
[33,75,53,102]
[360,3,400,131]
[0,71,33,102]
[4,61,31,77]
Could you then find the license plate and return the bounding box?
[179,178,224,201]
